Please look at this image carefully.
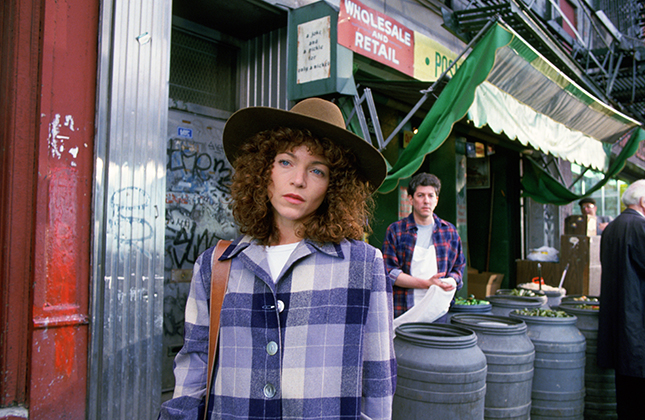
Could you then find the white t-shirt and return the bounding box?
[416,222,434,248]
[265,242,299,282]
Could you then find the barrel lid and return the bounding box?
[486,295,544,308]
[394,323,478,349]
[553,303,599,317]
[450,314,527,335]
[508,310,578,325]
[449,302,493,312]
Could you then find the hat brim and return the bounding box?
[222,106,387,191]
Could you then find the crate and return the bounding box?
[565,215,597,236]
[467,268,504,299]
[560,235,601,296]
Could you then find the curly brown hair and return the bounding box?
[230,126,375,245]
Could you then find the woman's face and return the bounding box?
[267,144,330,239]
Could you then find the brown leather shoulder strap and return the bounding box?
[204,239,232,420]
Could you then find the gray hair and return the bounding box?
[621,179,645,206]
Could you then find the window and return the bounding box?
[571,164,628,217]
[559,0,578,40]
[169,26,238,112]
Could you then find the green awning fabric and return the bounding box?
[378,22,644,204]
[522,127,645,205]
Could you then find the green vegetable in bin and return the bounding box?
[512,308,573,317]
[575,304,600,310]
[572,295,599,302]
[454,295,490,306]
[509,288,539,297]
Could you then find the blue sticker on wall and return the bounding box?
[178,127,193,139]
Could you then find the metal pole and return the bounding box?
[382,16,499,149]
[569,166,589,189]
[364,88,385,149]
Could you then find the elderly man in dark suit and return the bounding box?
[597,179,645,419]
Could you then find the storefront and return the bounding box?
[287,0,644,293]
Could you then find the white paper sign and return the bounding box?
[297,16,331,84]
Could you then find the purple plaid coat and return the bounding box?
[159,235,396,420]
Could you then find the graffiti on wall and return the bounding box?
[163,110,238,390]
[164,111,237,275]
[109,186,155,258]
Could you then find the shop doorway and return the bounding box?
[161,19,240,399]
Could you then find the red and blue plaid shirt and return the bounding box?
[382,213,465,318]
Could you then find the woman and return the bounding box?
[159,98,396,420]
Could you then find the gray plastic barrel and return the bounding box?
[451,314,535,420]
[544,289,564,307]
[393,323,487,420]
[445,302,493,323]
[561,295,600,304]
[509,311,586,420]
[486,295,544,317]
[556,303,616,419]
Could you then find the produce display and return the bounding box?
[574,304,599,310]
[571,295,599,302]
[454,295,490,306]
[507,288,541,297]
[518,282,565,293]
[512,308,573,317]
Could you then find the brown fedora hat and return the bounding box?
[222,97,387,190]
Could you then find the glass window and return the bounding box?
[571,164,627,217]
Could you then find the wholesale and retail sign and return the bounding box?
[338,0,414,77]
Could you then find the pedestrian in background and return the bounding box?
[159,98,396,420]
[579,197,613,234]
[382,172,465,322]
[597,179,645,419]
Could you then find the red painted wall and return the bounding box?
[0,0,43,410]
[1,0,98,418]
[30,0,98,417]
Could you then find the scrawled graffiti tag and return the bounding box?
[167,138,232,195]
[165,136,237,273]
[109,186,154,257]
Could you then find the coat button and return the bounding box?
[263,383,276,398]
[266,341,278,356]
[277,300,285,312]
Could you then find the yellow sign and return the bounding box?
[413,31,463,81]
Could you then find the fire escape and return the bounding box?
[446,0,645,125]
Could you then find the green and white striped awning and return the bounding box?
[379,22,644,204]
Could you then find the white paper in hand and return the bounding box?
[393,277,457,330]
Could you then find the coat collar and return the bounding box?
[220,235,345,261]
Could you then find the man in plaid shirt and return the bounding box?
[382,173,465,319]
